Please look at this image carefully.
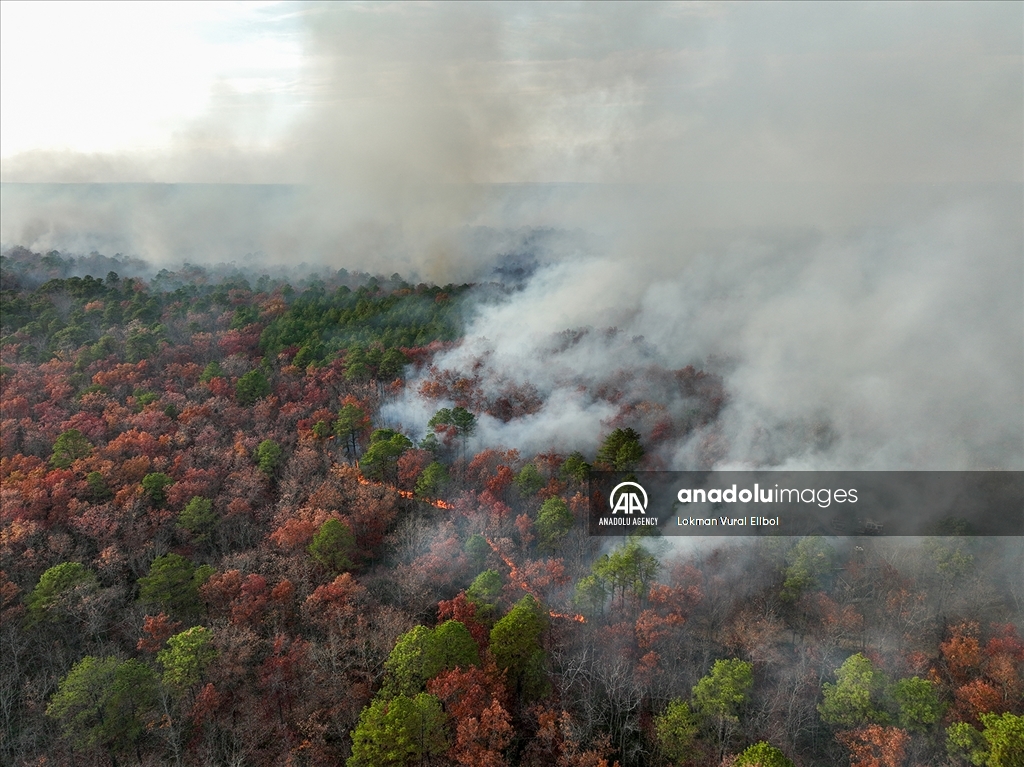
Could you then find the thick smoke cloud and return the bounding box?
[3,2,1022,469]
[385,194,1023,470]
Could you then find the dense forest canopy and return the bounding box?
[1,248,1022,767]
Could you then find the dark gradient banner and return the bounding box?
[588,472,1024,537]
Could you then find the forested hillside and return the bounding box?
[1,249,1021,767]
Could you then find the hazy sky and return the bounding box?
[0,2,304,160]
[2,1,1020,187]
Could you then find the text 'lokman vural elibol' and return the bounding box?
[673,484,861,529]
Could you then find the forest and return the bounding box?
[1,247,1022,767]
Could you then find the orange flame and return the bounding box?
[350,468,578,619]
[550,611,587,623]
[486,537,532,593]
[353,471,452,509]
[485,538,585,623]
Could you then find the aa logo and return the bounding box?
[609,481,648,515]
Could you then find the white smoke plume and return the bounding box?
[385,193,1023,470]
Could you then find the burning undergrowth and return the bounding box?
[388,323,728,466]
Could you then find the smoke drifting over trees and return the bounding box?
[4,2,1021,469]
[1,3,1022,766]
